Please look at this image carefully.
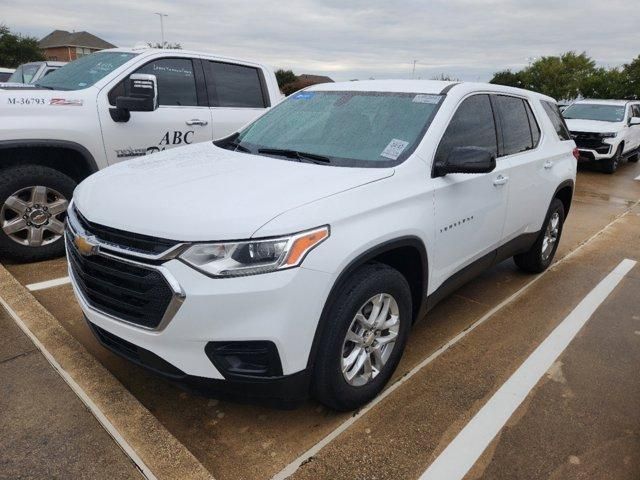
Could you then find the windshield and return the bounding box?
[8,63,41,84]
[36,52,137,91]
[563,103,626,123]
[233,90,443,167]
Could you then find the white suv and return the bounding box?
[67,80,577,410]
[563,99,640,173]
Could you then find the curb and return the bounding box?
[0,263,213,480]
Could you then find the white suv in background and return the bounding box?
[563,99,640,173]
[67,80,577,410]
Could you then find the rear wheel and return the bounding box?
[514,198,565,274]
[602,145,623,174]
[312,262,412,411]
[0,165,75,262]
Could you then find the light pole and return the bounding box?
[412,59,418,78]
[154,12,168,48]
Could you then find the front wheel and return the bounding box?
[312,262,412,411]
[602,145,623,174]
[514,198,565,274]
[0,165,75,262]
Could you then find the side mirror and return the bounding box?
[109,74,158,122]
[434,147,496,177]
[628,117,640,126]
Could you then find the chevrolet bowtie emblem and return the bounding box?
[74,234,99,257]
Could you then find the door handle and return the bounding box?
[493,174,509,186]
[544,160,554,169]
[185,119,208,126]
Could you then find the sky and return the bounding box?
[1,0,638,82]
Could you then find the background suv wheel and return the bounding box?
[602,145,623,174]
[312,262,412,411]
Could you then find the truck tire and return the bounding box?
[0,165,76,262]
[514,198,565,274]
[312,262,412,411]
[602,145,623,174]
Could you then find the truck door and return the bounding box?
[98,57,213,164]
[202,60,271,139]
[431,94,509,290]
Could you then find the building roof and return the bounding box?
[298,74,334,83]
[39,30,116,50]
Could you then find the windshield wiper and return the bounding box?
[214,133,252,153]
[33,84,54,90]
[257,148,331,164]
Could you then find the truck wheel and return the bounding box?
[602,145,623,174]
[312,262,412,411]
[514,198,565,274]
[0,165,76,262]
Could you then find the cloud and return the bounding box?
[1,0,637,81]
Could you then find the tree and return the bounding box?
[622,55,640,99]
[146,42,182,49]
[490,69,525,88]
[430,73,460,81]
[275,69,297,89]
[0,25,45,68]
[580,67,629,100]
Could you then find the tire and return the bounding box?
[312,262,412,411]
[514,198,565,274]
[0,165,76,262]
[602,145,623,174]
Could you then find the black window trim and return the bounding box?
[107,56,208,108]
[431,92,500,178]
[542,99,572,142]
[492,93,543,158]
[202,59,271,109]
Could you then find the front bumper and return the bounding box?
[571,132,617,161]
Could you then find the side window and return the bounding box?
[495,96,534,155]
[541,100,571,141]
[136,58,197,107]
[434,94,498,164]
[108,59,199,107]
[632,105,640,118]
[525,101,541,146]
[208,61,266,108]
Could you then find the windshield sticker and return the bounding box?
[293,92,315,100]
[380,139,409,160]
[413,94,441,104]
[50,98,83,106]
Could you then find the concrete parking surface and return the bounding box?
[1,161,639,480]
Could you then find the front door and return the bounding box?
[431,94,509,289]
[98,57,213,164]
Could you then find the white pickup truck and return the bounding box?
[0,48,281,261]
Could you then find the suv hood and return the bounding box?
[565,118,624,133]
[74,142,394,241]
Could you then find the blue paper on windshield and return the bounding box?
[293,92,316,100]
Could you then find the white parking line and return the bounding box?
[25,276,71,291]
[419,258,636,480]
[271,203,638,480]
[0,295,158,480]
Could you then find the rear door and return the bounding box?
[432,94,510,287]
[494,94,553,240]
[202,60,271,139]
[629,104,640,151]
[99,56,213,164]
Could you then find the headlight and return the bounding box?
[180,226,329,277]
[600,132,617,138]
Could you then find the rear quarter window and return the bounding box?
[541,100,571,141]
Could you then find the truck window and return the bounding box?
[542,101,571,140]
[135,58,198,107]
[207,61,266,108]
[495,96,534,155]
[435,94,498,164]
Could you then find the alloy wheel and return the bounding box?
[541,211,560,261]
[1,186,68,247]
[341,293,400,387]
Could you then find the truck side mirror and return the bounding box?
[433,147,496,177]
[109,74,158,122]
[628,117,640,127]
